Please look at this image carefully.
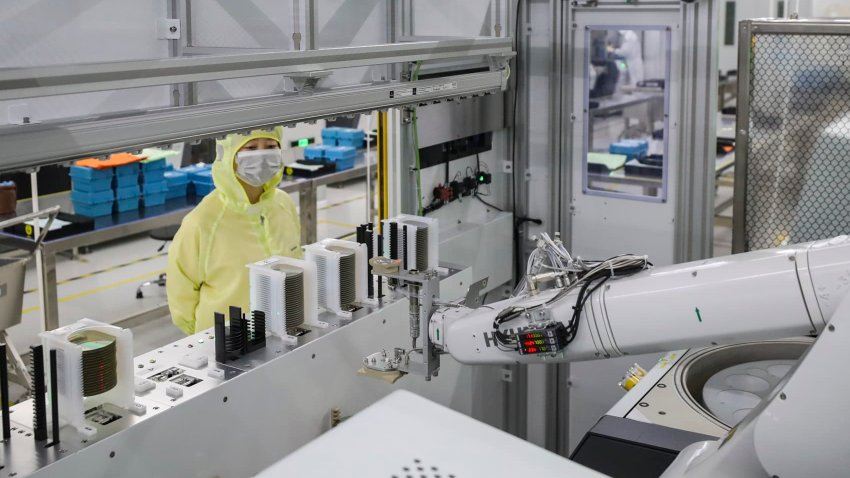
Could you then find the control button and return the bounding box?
[129,402,147,416]
[178,353,208,370]
[165,385,183,399]
[134,376,155,394]
[207,368,225,380]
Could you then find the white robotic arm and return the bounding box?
[425,235,850,477]
[432,236,850,366]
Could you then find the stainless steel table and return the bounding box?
[0,153,376,332]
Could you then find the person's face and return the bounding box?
[234,138,281,176]
[240,138,281,152]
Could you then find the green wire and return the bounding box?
[412,62,423,216]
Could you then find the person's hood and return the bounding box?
[212,127,285,213]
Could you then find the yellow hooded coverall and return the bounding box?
[167,128,301,334]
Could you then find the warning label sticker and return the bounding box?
[389,81,457,99]
[389,87,415,99]
[418,82,458,94]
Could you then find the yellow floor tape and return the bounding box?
[319,218,357,229]
[23,252,168,295]
[22,268,167,315]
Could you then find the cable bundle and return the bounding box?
[494,240,651,352]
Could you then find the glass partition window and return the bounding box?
[582,27,671,202]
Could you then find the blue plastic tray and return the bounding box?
[140,158,167,172]
[164,170,188,186]
[142,169,166,184]
[115,163,140,177]
[73,200,114,217]
[329,156,355,171]
[194,182,215,197]
[304,145,331,160]
[321,127,342,146]
[116,185,141,200]
[71,189,114,204]
[115,174,138,188]
[609,139,649,159]
[336,128,365,148]
[71,177,112,191]
[142,192,167,207]
[191,170,213,184]
[116,197,139,212]
[326,146,356,160]
[70,165,113,181]
[142,181,168,195]
[179,163,212,182]
[165,185,188,200]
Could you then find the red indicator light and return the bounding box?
[524,340,535,346]
[527,347,538,353]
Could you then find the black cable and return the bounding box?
[475,194,504,212]
[512,0,523,286]
[492,253,650,352]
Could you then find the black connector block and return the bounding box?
[214,307,267,363]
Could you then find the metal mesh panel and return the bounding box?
[743,32,850,250]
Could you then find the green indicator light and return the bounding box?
[297,138,310,147]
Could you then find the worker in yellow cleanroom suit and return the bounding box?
[167,128,301,334]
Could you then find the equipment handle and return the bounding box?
[0,205,61,256]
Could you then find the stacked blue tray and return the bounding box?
[114,162,140,184]
[178,163,215,197]
[142,181,168,207]
[140,158,167,183]
[321,127,342,146]
[164,170,189,200]
[140,158,168,207]
[69,166,114,217]
[70,187,114,217]
[116,185,141,212]
[336,128,365,148]
[304,145,332,160]
[325,146,357,171]
[193,170,215,197]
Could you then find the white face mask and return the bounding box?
[235,149,283,187]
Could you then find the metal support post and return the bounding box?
[39,250,59,331]
[299,181,318,245]
[306,0,318,50]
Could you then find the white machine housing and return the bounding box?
[303,239,367,317]
[429,235,850,478]
[40,319,134,435]
[247,256,323,343]
[383,214,439,272]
